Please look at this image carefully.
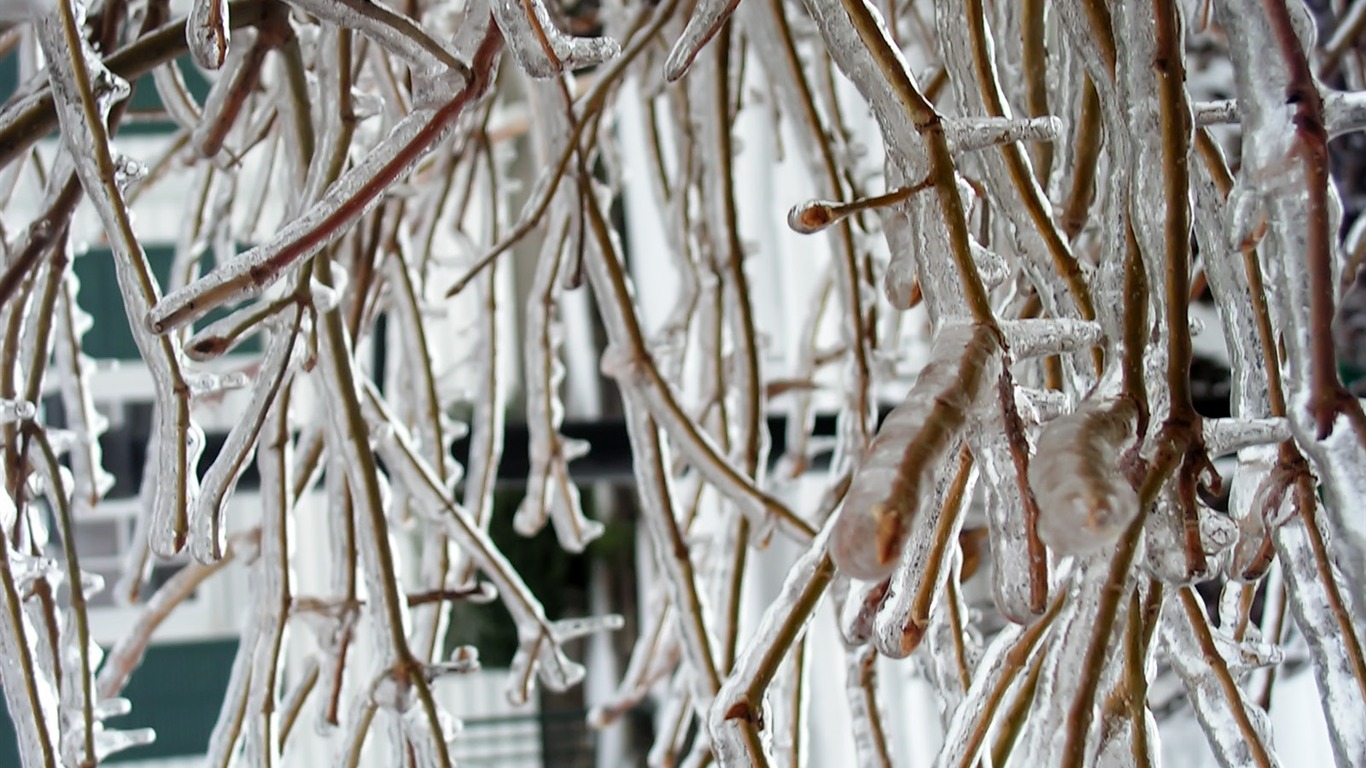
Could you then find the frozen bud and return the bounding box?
[787,200,841,234]
[1029,398,1139,557]
[0,398,36,424]
[832,324,999,580]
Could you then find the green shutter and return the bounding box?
[0,638,240,763]
[74,245,260,361]
[2,52,209,137]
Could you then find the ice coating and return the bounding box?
[190,26,270,159]
[1029,398,1139,557]
[583,176,810,542]
[934,1,1097,327]
[490,0,619,78]
[839,576,889,647]
[0,519,60,768]
[1216,0,1366,611]
[366,386,606,705]
[0,398,35,424]
[11,0,1366,763]
[970,423,1042,623]
[187,0,230,70]
[1160,589,1282,767]
[1012,557,1139,765]
[998,318,1103,361]
[932,596,1058,768]
[1273,494,1366,764]
[915,551,979,721]
[147,25,505,335]
[284,0,466,74]
[150,51,203,132]
[1141,485,1222,586]
[664,0,741,81]
[707,521,835,766]
[844,644,894,765]
[614,386,724,713]
[738,0,878,456]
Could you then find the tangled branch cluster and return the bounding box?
[2,0,1366,764]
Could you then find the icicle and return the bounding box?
[51,276,112,508]
[517,203,601,551]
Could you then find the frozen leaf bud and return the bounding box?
[1029,399,1140,557]
[832,324,1000,581]
[787,200,841,234]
